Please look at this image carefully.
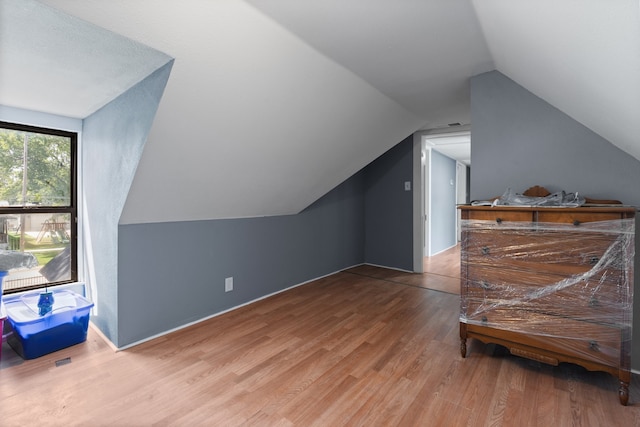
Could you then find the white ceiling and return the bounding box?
[246,0,495,129]
[425,133,471,166]
[473,0,640,163]
[0,0,171,118]
[2,0,639,222]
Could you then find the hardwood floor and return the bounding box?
[346,244,460,295]
[2,265,639,426]
[423,244,461,281]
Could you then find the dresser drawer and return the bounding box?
[465,263,585,288]
[463,267,627,324]
[464,209,534,223]
[463,309,622,367]
[537,211,622,225]
[464,265,622,295]
[464,296,626,328]
[466,231,616,268]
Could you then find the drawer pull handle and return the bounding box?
[589,340,599,351]
[481,246,490,255]
[496,217,503,224]
[589,297,599,307]
[573,219,581,226]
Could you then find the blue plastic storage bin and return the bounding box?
[4,289,94,359]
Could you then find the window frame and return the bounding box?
[0,120,78,293]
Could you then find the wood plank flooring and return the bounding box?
[346,245,461,296]
[2,261,640,426]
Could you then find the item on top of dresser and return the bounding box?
[492,187,585,207]
[470,185,623,207]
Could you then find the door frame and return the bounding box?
[412,133,424,272]
[413,126,470,272]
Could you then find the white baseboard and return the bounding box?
[112,264,363,351]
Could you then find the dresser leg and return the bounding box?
[619,380,629,406]
[459,322,467,358]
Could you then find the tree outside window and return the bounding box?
[0,122,77,294]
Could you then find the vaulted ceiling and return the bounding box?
[2,0,639,222]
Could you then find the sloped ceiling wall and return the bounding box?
[6,0,640,223]
[251,0,640,160]
[0,0,172,118]
[472,0,640,161]
[35,0,425,223]
[246,0,495,128]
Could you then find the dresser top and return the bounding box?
[458,204,637,214]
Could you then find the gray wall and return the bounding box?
[470,71,640,205]
[364,135,414,271]
[83,62,173,345]
[430,149,457,254]
[117,172,365,346]
[116,133,417,347]
[470,70,640,370]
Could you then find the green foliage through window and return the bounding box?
[0,128,71,207]
[0,121,77,294]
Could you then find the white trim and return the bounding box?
[414,127,471,264]
[76,129,86,297]
[429,244,457,257]
[0,105,82,132]
[111,264,363,351]
[412,132,424,273]
[425,147,432,256]
[89,321,118,352]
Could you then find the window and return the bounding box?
[0,121,77,294]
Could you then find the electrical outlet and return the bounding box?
[225,277,233,292]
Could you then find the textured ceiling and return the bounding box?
[248,0,640,160]
[246,0,495,130]
[0,0,171,118]
[472,0,640,162]
[3,0,640,222]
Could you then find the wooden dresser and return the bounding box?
[459,205,635,405]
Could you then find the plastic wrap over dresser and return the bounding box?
[458,206,635,405]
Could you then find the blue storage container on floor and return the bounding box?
[4,289,94,359]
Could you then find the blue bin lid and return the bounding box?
[3,289,93,325]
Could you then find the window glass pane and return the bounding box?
[0,128,71,207]
[0,213,71,292]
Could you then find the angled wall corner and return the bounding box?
[364,135,414,271]
[470,70,640,206]
[82,61,173,347]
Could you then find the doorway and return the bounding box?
[412,129,470,272]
